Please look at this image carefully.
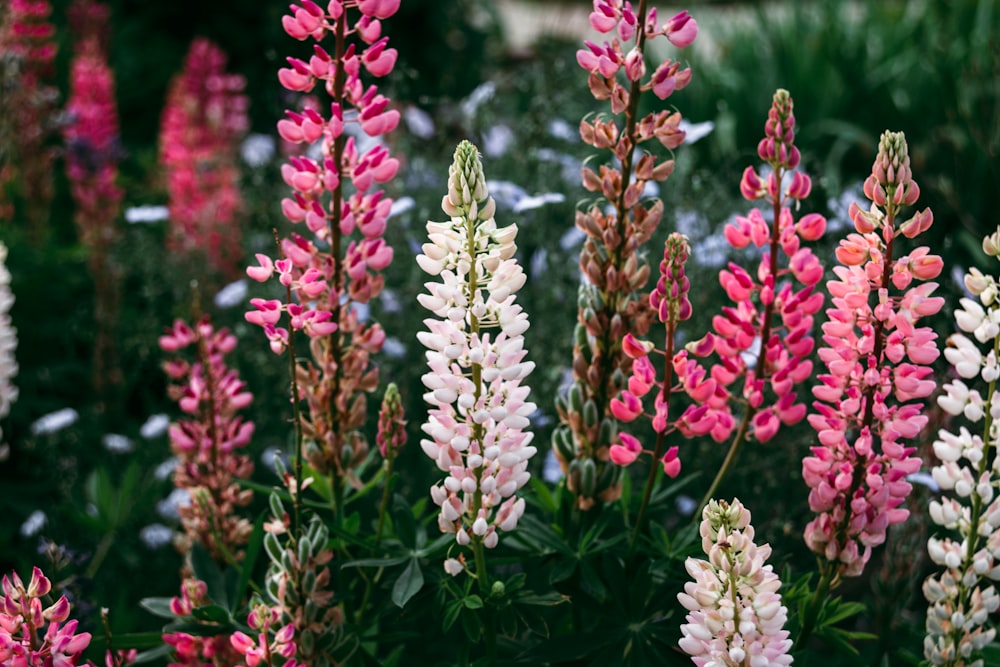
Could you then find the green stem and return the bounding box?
[472,536,497,666]
[696,405,754,512]
[795,563,834,650]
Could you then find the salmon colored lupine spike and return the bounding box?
[803,130,942,579]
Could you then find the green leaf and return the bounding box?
[463,594,483,609]
[139,597,177,620]
[391,558,423,608]
[340,555,411,569]
[190,542,227,610]
[442,598,463,633]
[190,604,233,624]
[529,477,557,513]
[133,644,172,664]
[235,512,266,608]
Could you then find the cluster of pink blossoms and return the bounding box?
[159,317,255,561]
[230,605,303,667]
[689,88,826,446]
[246,0,400,478]
[1,567,92,666]
[160,38,249,277]
[678,499,793,666]
[418,141,536,561]
[554,0,698,508]
[63,0,124,394]
[803,130,942,577]
[922,231,1000,666]
[159,318,255,666]
[0,0,58,229]
[609,233,713,478]
[63,0,122,243]
[163,579,243,667]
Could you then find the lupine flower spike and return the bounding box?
[678,499,793,666]
[803,130,942,581]
[0,0,58,233]
[608,233,715,546]
[159,317,255,562]
[246,0,401,492]
[160,38,249,277]
[159,317,255,667]
[418,140,536,573]
[688,89,826,509]
[554,1,698,510]
[922,229,1000,666]
[64,0,124,394]
[0,566,93,666]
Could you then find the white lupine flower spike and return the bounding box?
[923,225,1000,667]
[678,498,793,666]
[418,141,536,574]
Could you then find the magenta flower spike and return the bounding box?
[160,38,249,277]
[922,229,1000,665]
[555,1,698,511]
[245,0,402,483]
[0,566,93,666]
[418,141,536,569]
[0,0,58,233]
[63,0,124,395]
[686,89,827,510]
[803,130,942,579]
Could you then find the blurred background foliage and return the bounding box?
[0,0,997,662]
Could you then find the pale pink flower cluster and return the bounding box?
[678,499,793,666]
[246,0,400,476]
[1,566,92,666]
[922,233,1000,666]
[803,130,943,577]
[688,89,826,445]
[609,233,712,477]
[160,317,255,561]
[418,141,536,558]
[160,38,248,277]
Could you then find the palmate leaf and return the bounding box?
[391,558,424,608]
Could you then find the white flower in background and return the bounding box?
[0,242,17,448]
[30,408,78,436]
[417,141,536,554]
